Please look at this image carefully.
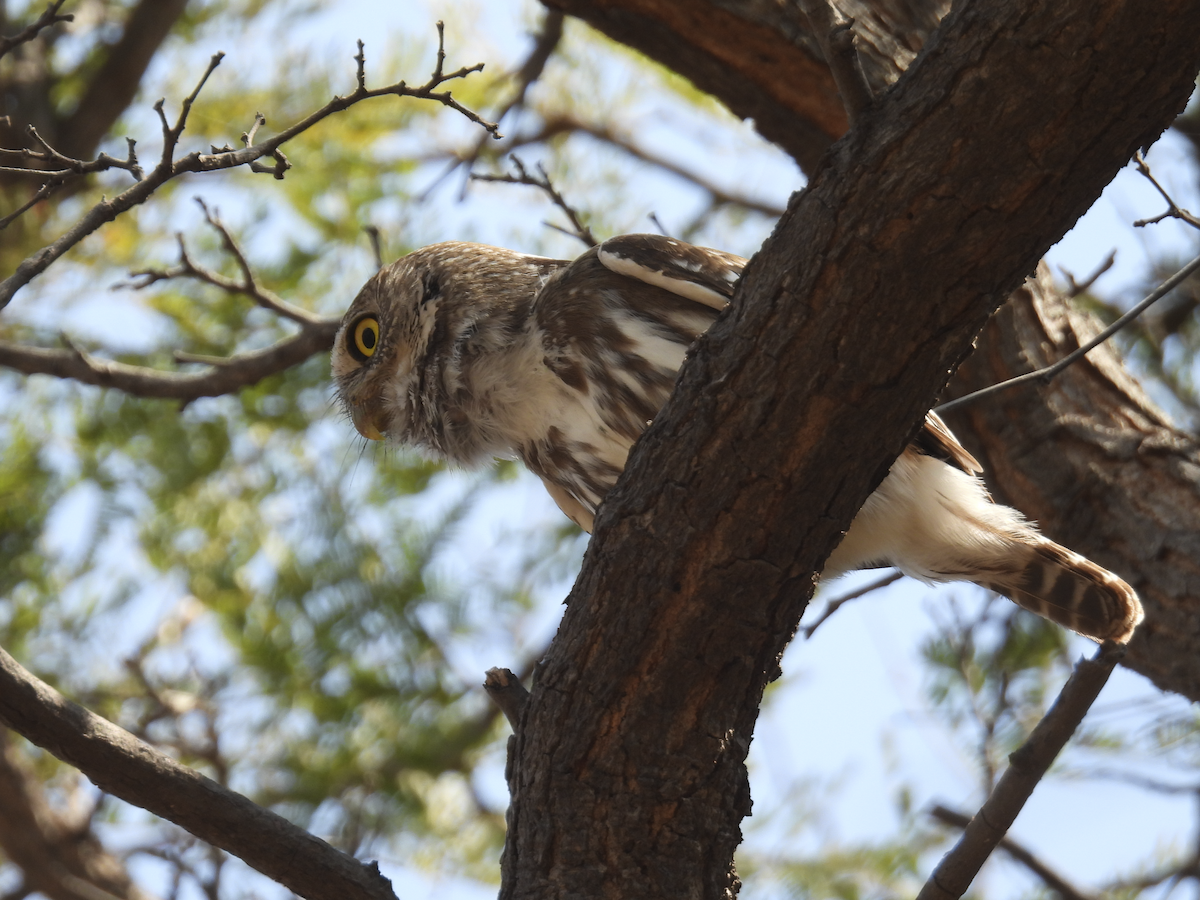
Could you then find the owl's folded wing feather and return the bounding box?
[596,234,745,311]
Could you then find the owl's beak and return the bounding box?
[350,408,385,441]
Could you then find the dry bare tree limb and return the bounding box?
[0,129,144,182]
[938,252,1200,414]
[0,732,157,900]
[801,571,901,638]
[0,321,338,401]
[799,0,874,125]
[0,1,72,62]
[0,643,400,900]
[473,156,598,246]
[0,25,497,309]
[929,805,1097,900]
[917,644,1123,900]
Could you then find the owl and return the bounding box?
[332,235,1143,644]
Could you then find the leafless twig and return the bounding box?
[0,321,338,402]
[0,25,497,309]
[448,115,788,220]
[0,1,73,61]
[929,805,1098,900]
[125,197,320,326]
[916,642,1124,900]
[937,251,1200,414]
[1060,249,1116,298]
[1132,152,1200,229]
[430,8,564,197]
[802,571,901,638]
[473,156,597,247]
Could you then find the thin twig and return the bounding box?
[916,643,1124,900]
[449,115,787,219]
[436,9,564,197]
[129,197,319,326]
[1059,249,1116,299]
[363,225,384,271]
[929,805,1098,900]
[0,26,497,308]
[936,252,1200,414]
[802,571,901,638]
[473,156,597,247]
[1132,152,1200,229]
[0,1,73,61]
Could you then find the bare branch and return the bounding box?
[1132,152,1200,229]
[124,198,320,326]
[1059,249,1116,298]
[0,320,338,402]
[799,0,874,126]
[802,571,901,638]
[435,8,564,193]
[0,1,73,61]
[0,133,144,230]
[929,805,1097,900]
[0,642,400,900]
[916,643,1124,900]
[0,28,498,308]
[936,251,1200,414]
[0,731,157,900]
[473,156,597,247]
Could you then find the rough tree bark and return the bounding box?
[501,0,1200,898]
[544,0,1200,702]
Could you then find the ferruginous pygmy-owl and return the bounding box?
[332,234,1143,643]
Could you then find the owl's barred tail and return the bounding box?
[981,539,1143,643]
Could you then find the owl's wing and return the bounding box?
[596,234,745,311]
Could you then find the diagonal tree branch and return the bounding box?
[0,1,72,62]
[918,644,1123,900]
[928,805,1098,900]
[0,643,399,900]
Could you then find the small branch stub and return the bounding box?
[799,0,874,126]
[484,667,530,729]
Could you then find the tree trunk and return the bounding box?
[503,1,1200,897]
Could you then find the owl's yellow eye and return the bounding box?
[349,316,379,361]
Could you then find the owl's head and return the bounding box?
[332,246,448,446]
[332,241,564,462]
